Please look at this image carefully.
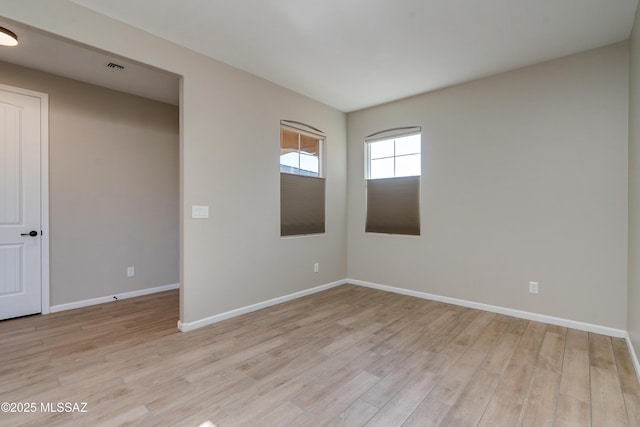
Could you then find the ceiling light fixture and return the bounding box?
[0,27,18,46]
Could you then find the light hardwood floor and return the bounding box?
[1,284,639,426]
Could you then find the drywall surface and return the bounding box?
[0,61,179,305]
[0,0,347,323]
[348,43,629,329]
[628,7,640,354]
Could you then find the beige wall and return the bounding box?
[347,43,629,329]
[3,1,631,334]
[629,6,640,355]
[0,1,347,323]
[0,60,179,306]
[179,69,347,324]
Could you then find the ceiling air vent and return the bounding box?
[106,62,125,71]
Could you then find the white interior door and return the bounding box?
[0,86,43,320]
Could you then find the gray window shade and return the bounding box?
[281,173,325,236]
[366,176,420,235]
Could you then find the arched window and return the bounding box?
[365,127,421,235]
[280,120,326,236]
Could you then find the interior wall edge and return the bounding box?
[625,333,640,385]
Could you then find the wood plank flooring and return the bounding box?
[1,284,639,426]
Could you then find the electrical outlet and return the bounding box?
[127,266,135,277]
[314,263,319,273]
[529,281,539,294]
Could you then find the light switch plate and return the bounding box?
[192,205,209,219]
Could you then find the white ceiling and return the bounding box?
[2,1,638,112]
[0,18,179,105]
[71,0,638,112]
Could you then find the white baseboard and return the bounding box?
[625,333,640,385]
[347,278,628,338]
[177,279,347,332]
[177,277,628,338]
[50,283,180,313]
[175,277,638,381]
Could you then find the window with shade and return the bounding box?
[280,121,325,236]
[365,127,421,235]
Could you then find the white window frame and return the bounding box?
[280,121,325,178]
[365,127,422,180]
[280,120,327,237]
[364,126,422,236]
